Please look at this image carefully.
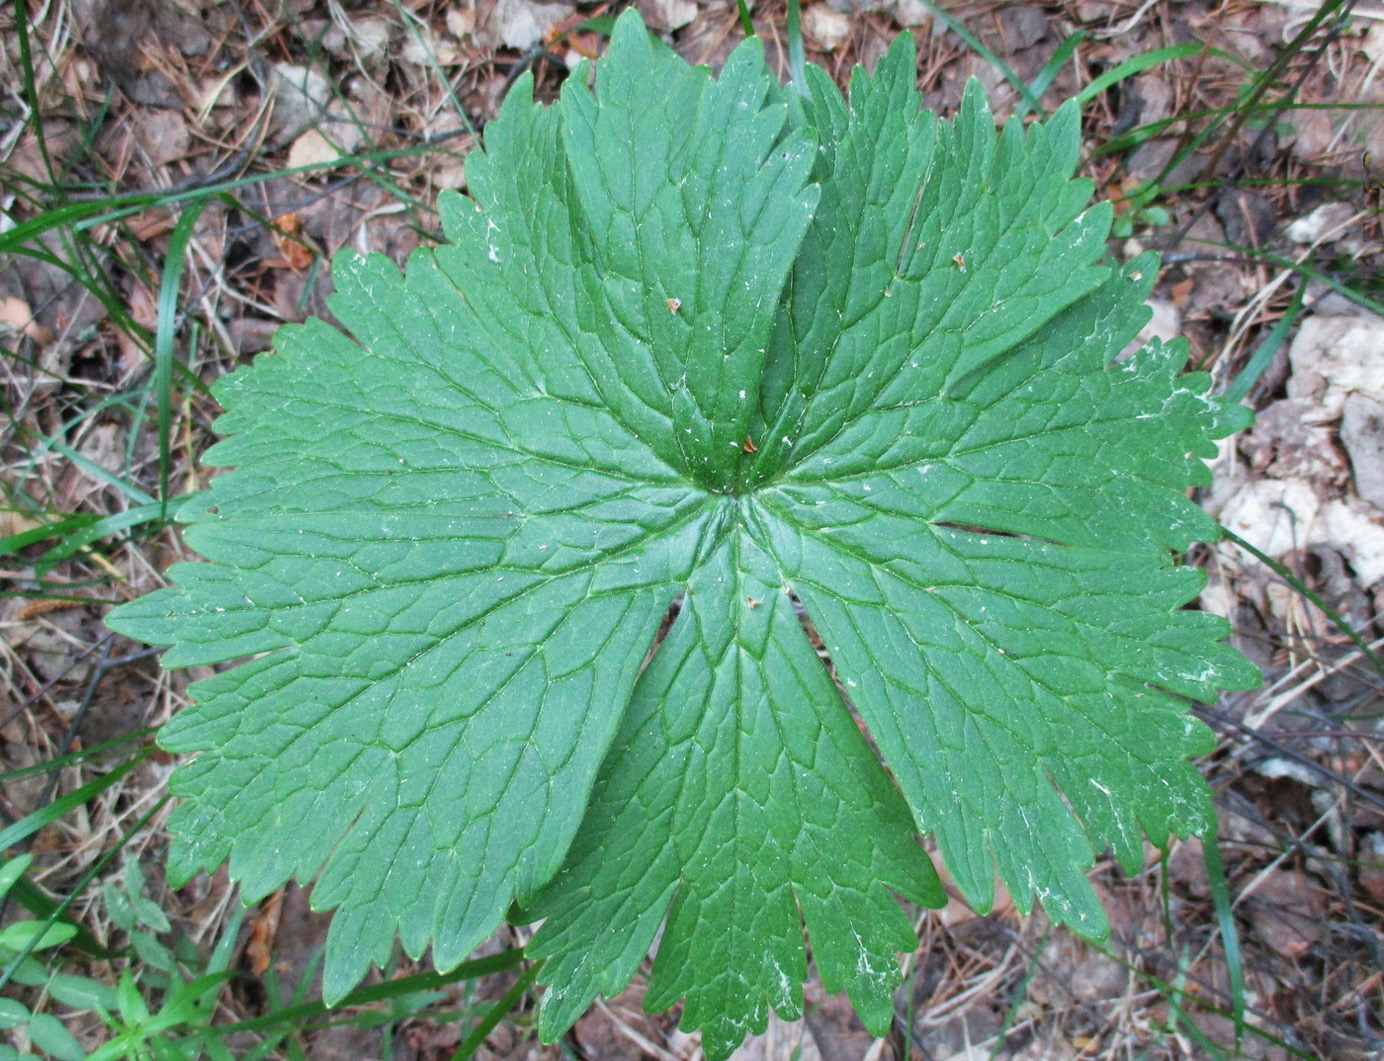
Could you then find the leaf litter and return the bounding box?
[3,1,1384,1059]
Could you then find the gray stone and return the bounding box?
[1341,392,1384,509]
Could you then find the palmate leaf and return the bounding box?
[108,12,1259,1057]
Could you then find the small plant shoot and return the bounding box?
[109,13,1259,1057]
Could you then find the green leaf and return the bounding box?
[117,970,149,1027]
[107,12,1259,1058]
[102,884,135,934]
[130,931,174,973]
[526,521,943,1057]
[0,856,33,902]
[0,922,77,955]
[132,896,172,934]
[6,958,48,988]
[0,999,30,1030]
[48,974,121,1012]
[25,1013,87,1061]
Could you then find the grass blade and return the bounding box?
[0,731,154,783]
[45,442,155,506]
[1223,281,1306,404]
[450,960,542,1061]
[736,0,754,38]
[1202,836,1245,1052]
[0,754,144,853]
[1074,42,1206,106]
[36,499,190,573]
[1016,31,1088,120]
[11,0,56,184]
[0,514,102,560]
[207,949,528,1038]
[786,0,806,95]
[156,204,208,518]
[912,2,1042,114]
[1219,524,1384,676]
[0,197,162,257]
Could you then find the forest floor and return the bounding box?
[2,0,1383,1059]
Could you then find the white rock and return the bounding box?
[1215,479,1384,587]
[268,63,332,144]
[1198,572,1237,621]
[1216,478,1321,564]
[1254,757,1321,787]
[1117,299,1180,360]
[487,0,570,50]
[1321,499,1384,586]
[287,128,340,169]
[638,0,697,31]
[1286,313,1384,419]
[803,5,853,50]
[446,7,475,38]
[401,25,461,65]
[319,23,349,55]
[891,0,931,28]
[1138,298,1181,345]
[432,158,468,190]
[348,16,393,59]
[137,109,190,167]
[286,99,363,171]
[1364,22,1384,64]
[270,63,331,113]
[1341,393,1384,509]
[320,15,392,59]
[1284,201,1356,244]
